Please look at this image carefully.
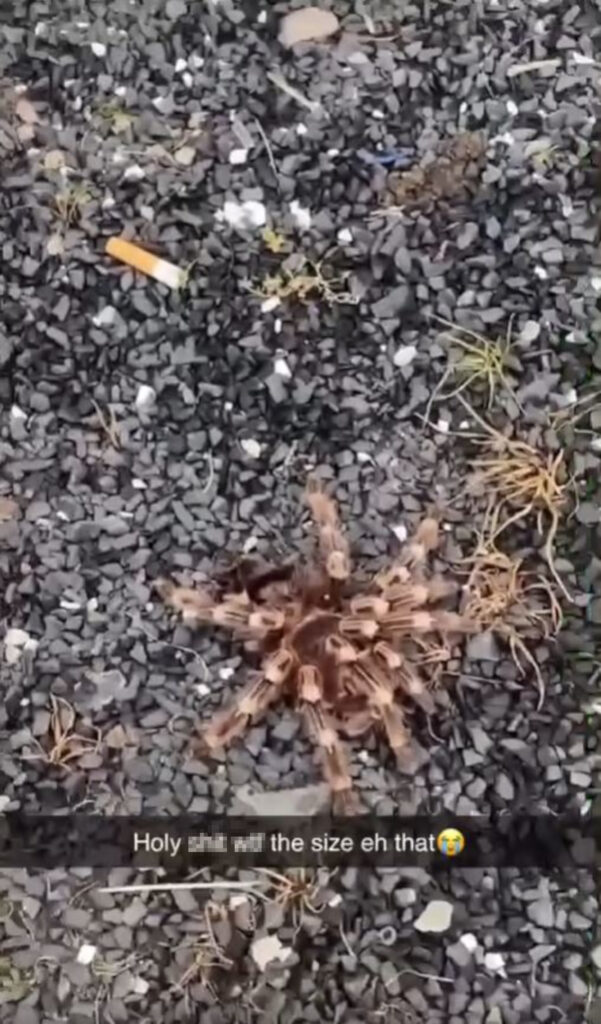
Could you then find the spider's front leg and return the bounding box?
[155,578,284,640]
[200,649,295,751]
[305,487,351,582]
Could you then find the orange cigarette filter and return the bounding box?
[105,237,185,289]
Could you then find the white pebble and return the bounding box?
[188,53,204,69]
[591,277,601,293]
[460,933,479,952]
[132,478,147,489]
[4,628,38,666]
[390,523,407,543]
[519,319,540,343]
[561,195,573,217]
[571,51,595,65]
[414,900,453,934]
[327,148,339,157]
[76,944,97,966]
[257,10,267,24]
[174,145,195,166]
[34,22,47,35]
[123,164,145,181]
[484,952,506,975]
[175,57,188,72]
[534,265,548,280]
[92,306,116,327]
[393,344,417,369]
[506,99,518,115]
[274,357,291,378]
[436,418,449,434]
[296,123,308,136]
[240,438,262,459]
[90,41,106,57]
[114,85,126,97]
[219,666,235,681]
[135,385,156,411]
[10,405,26,422]
[229,148,248,165]
[182,72,193,88]
[196,682,210,697]
[459,420,470,430]
[337,228,353,244]
[140,205,154,221]
[261,296,280,313]
[372,109,385,119]
[289,199,311,230]
[218,199,266,229]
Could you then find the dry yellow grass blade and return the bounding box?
[457,394,571,602]
[422,316,523,428]
[23,696,102,770]
[462,535,562,709]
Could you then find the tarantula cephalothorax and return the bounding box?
[155,484,475,813]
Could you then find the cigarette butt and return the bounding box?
[105,237,185,289]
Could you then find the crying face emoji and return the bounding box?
[436,828,465,858]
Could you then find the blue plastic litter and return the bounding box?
[356,147,416,169]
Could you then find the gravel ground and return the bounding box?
[1,1,601,1021]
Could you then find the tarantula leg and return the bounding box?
[373,641,402,670]
[248,609,286,634]
[155,579,216,625]
[325,634,358,664]
[383,579,458,608]
[305,488,351,581]
[377,703,416,771]
[202,677,280,750]
[396,665,436,715]
[372,643,435,714]
[340,616,379,640]
[349,595,390,619]
[381,609,439,634]
[401,517,440,567]
[202,650,295,750]
[429,611,476,634]
[301,700,356,811]
[372,564,411,592]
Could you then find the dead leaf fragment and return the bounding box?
[104,724,129,749]
[44,149,66,172]
[174,145,195,166]
[0,497,19,521]
[46,233,65,257]
[15,97,38,124]
[278,7,339,48]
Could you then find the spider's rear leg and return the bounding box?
[346,656,415,770]
[373,642,436,715]
[155,579,216,626]
[200,649,295,751]
[298,665,359,814]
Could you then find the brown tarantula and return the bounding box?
[155,483,475,812]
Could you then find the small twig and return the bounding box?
[384,967,454,989]
[97,881,271,897]
[338,921,357,960]
[254,118,280,190]
[267,70,321,113]
[91,399,121,450]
